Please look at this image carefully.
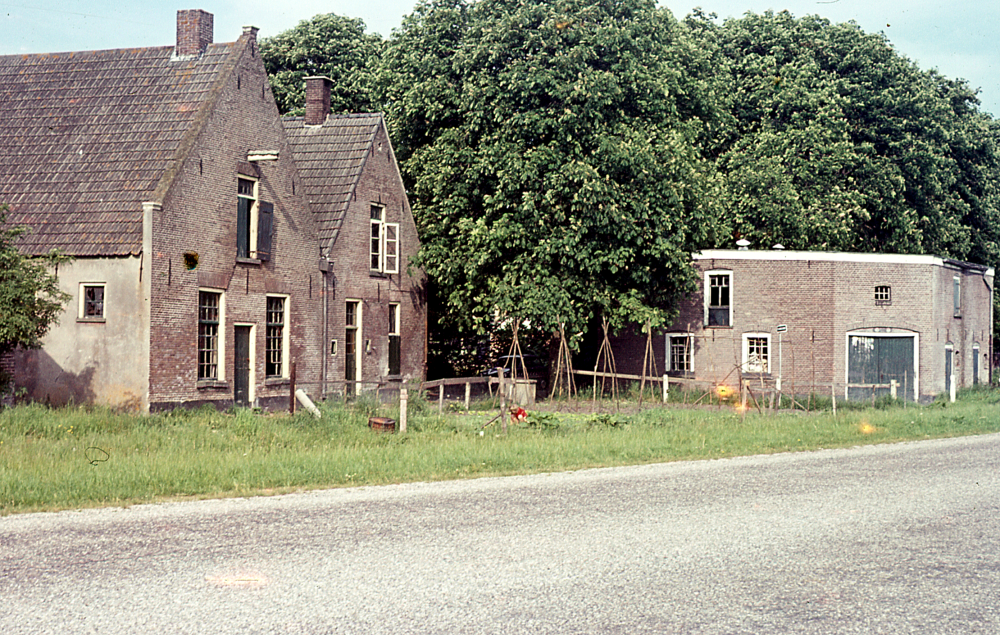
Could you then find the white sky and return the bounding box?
[1,1,997,116]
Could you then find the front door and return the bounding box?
[234,326,251,407]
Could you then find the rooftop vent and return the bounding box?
[736,239,751,251]
[773,244,785,250]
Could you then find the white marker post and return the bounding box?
[776,325,787,394]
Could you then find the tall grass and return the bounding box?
[2,387,999,514]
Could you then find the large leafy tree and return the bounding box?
[692,11,1000,264]
[260,13,385,115]
[380,0,726,342]
[0,205,71,369]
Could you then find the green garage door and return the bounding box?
[848,335,915,401]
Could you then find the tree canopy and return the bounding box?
[260,13,385,115]
[262,3,1000,348]
[691,10,1000,265]
[0,205,71,361]
[379,0,726,340]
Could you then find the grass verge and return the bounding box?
[2,388,999,515]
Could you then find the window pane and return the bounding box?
[670,336,690,372]
[388,304,399,335]
[198,291,221,380]
[384,223,399,274]
[370,220,382,270]
[266,297,284,378]
[84,285,104,318]
[745,337,768,373]
[708,274,730,326]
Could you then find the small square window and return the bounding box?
[875,286,891,306]
[79,284,105,321]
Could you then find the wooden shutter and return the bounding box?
[384,223,399,274]
[257,202,274,261]
[236,197,250,258]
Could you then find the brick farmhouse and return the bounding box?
[611,249,994,403]
[0,10,426,411]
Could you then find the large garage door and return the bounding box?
[848,335,915,401]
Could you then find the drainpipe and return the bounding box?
[984,270,994,385]
[321,255,332,399]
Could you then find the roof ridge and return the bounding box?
[0,41,235,60]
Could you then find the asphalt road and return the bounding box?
[3,434,999,634]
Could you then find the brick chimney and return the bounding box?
[176,9,213,58]
[305,76,332,125]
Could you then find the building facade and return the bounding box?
[1,10,425,411]
[612,250,994,402]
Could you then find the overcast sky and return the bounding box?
[2,1,996,116]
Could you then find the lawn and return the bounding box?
[2,387,999,515]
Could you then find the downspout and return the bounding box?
[984,270,994,385]
[321,256,331,399]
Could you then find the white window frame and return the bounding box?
[78,282,106,321]
[742,332,771,374]
[665,333,693,374]
[198,288,226,382]
[704,269,732,327]
[384,222,399,274]
[370,205,400,274]
[238,176,259,259]
[265,294,290,379]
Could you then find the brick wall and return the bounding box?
[147,30,325,411]
[326,123,427,394]
[611,251,993,402]
[176,9,213,58]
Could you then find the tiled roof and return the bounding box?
[0,43,235,256]
[282,113,382,249]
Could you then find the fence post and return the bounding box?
[890,379,897,400]
[662,374,668,404]
[498,368,507,434]
[831,381,837,416]
[289,361,296,414]
[400,388,408,434]
[465,381,471,410]
[438,383,444,414]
